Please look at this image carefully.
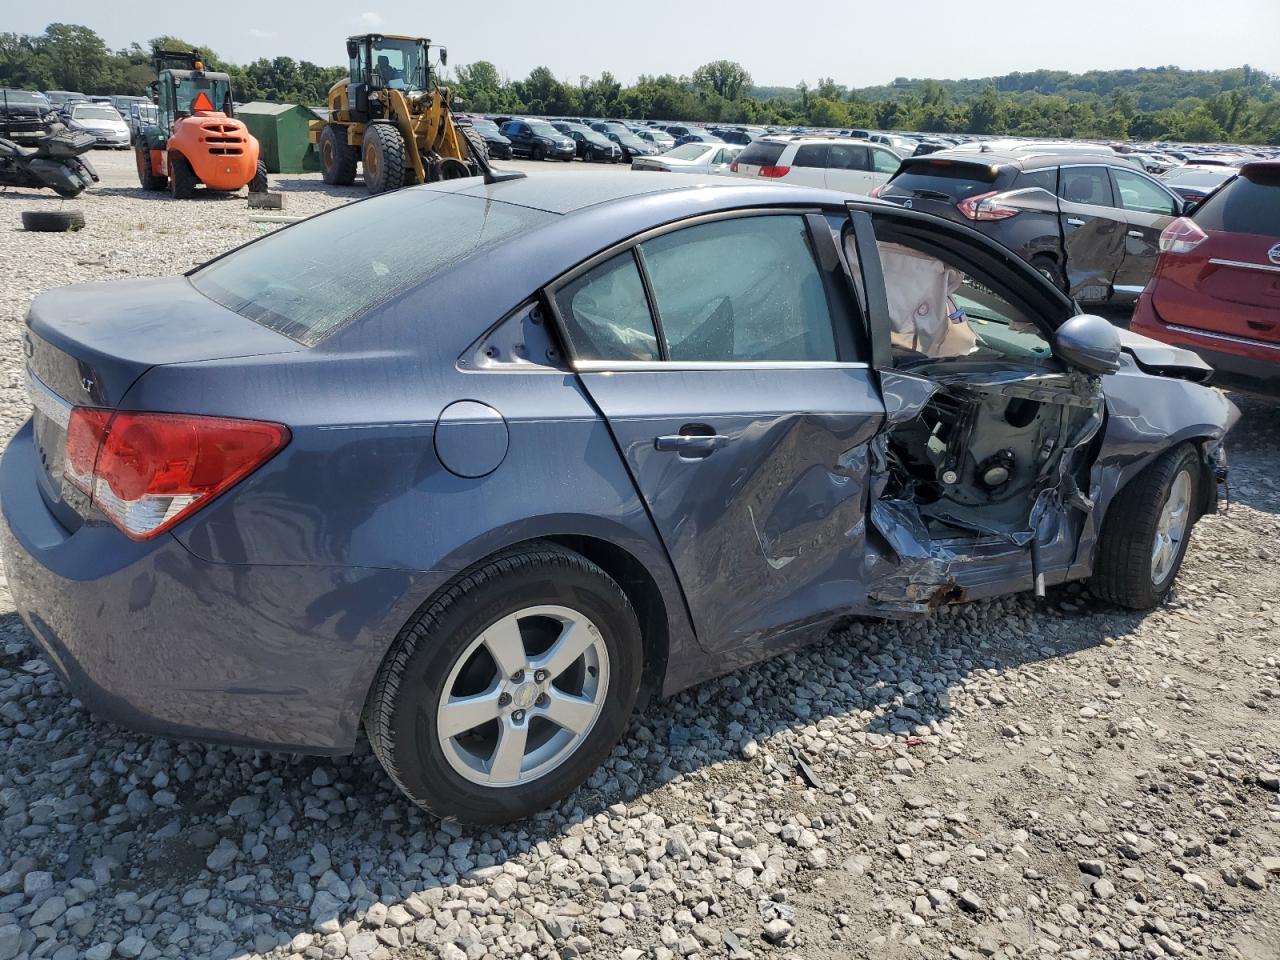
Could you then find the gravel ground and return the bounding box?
[0,151,1276,960]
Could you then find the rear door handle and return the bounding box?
[1066,217,1086,226]
[654,432,730,458]
[1127,230,1144,238]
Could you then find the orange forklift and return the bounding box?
[135,50,267,198]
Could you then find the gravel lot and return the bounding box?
[0,150,1277,960]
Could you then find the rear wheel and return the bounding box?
[249,160,268,193]
[319,124,357,185]
[362,123,406,194]
[364,543,643,824]
[135,145,166,191]
[1091,444,1200,609]
[531,143,545,162]
[168,154,196,199]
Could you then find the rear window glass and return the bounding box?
[736,141,786,167]
[1016,168,1057,192]
[794,144,829,168]
[664,143,709,160]
[885,161,999,199]
[191,192,553,345]
[1192,169,1280,237]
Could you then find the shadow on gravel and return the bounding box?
[270,176,366,199]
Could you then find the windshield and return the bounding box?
[528,122,561,138]
[472,119,499,135]
[72,106,122,121]
[2,91,49,107]
[664,143,710,160]
[192,192,554,345]
[175,75,231,114]
[1165,168,1232,188]
[369,39,427,91]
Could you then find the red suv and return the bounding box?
[1131,161,1280,391]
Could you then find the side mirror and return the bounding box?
[439,47,448,66]
[346,40,358,60]
[1052,314,1122,375]
[1181,198,1199,215]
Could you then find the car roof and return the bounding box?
[905,149,1135,170]
[427,169,849,217]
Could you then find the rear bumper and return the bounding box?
[0,420,394,754]
[1131,292,1280,393]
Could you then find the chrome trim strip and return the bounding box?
[1166,324,1280,352]
[26,369,72,429]
[1112,284,1146,294]
[1207,257,1280,275]
[572,360,871,372]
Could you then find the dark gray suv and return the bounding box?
[878,150,1186,305]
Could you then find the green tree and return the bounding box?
[691,60,752,101]
[967,85,1004,134]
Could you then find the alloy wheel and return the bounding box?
[1151,469,1192,586]
[436,605,610,787]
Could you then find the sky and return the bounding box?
[13,0,1280,88]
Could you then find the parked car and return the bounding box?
[876,150,1186,305]
[630,142,741,174]
[552,122,621,162]
[0,89,55,144]
[3,172,1234,824]
[464,117,513,159]
[499,119,575,161]
[869,133,917,154]
[63,102,131,149]
[125,101,158,144]
[44,91,88,109]
[1130,161,1280,392]
[635,128,675,151]
[1159,164,1236,204]
[713,129,755,146]
[589,122,654,161]
[729,136,901,195]
[673,130,723,147]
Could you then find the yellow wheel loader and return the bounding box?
[310,34,508,193]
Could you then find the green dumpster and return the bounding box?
[236,101,323,174]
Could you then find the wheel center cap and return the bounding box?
[511,683,538,710]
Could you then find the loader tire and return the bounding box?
[363,123,406,194]
[135,145,166,191]
[21,210,85,232]
[249,160,269,194]
[319,124,357,185]
[460,125,490,166]
[169,154,196,199]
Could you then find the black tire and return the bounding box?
[319,124,357,185]
[249,160,268,193]
[1091,444,1200,610]
[531,143,545,162]
[460,126,489,166]
[1031,255,1066,292]
[136,144,166,191]
[362,123,406,194]
[169,154,196,199]
[21,210,85,232]
[364,542,643,824]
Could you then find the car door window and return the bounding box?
[829,144,869,171]
[1016,167,1057,193]
[553,253,659,361]
[1058,166,1114,207]
[793,144,829,168]
[640,216,838,363]
[870,149,899,174]
[1111,168,1177,215]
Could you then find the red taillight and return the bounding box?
[956,190,1020,221]
[64,409,289,540]
[729,161,739,172]
[758,165,790,178]
[1158,216,1208,254]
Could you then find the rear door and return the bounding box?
[1057,164,1126,301]
[867,146,902,191]
[1108,166,1181,299]
[825,142,871,194]
[1152,166,1280,343]
[549,210,885,651]
[787,143,829,188]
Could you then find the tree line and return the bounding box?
[2,23,1277,144]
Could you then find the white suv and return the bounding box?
[728,136,903,195]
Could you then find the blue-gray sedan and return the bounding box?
[2,172,1237,823]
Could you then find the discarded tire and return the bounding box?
[21,210,85,232]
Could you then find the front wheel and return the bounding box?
[531,143,545,162]
[364,543,643,824]
[249,160,268,193]
[362,123,406,194]
[1091,444,1200,609]
[136,145,166,191]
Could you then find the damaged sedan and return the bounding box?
[1,172,1236,824]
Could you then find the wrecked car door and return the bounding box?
[844,201,1107,614]
[1056,164,1126,301]
[549,211,884,652]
